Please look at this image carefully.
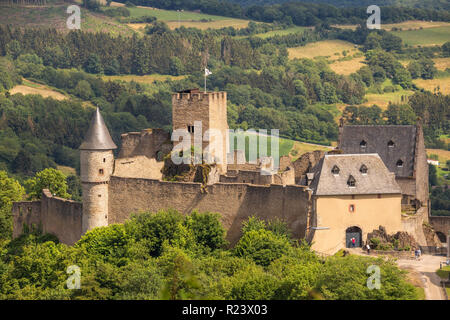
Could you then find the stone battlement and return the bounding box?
[172,91,227,102]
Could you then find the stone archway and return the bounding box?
[436,231,447,244]
[346,226,362,248]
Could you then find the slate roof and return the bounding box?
[338,125,417,177]
[80,108,117,150]
[310,154,401,196]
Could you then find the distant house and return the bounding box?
[308,154,403,254]
[427,159,439,166]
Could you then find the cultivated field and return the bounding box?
[288,40,358,60]
[334,20,450,31]
[288,40,365,75]
[363,90,414,109]
[392,26,450,46]
[329,56,366,75]
[10,79,67,100]
[413,76,450,95]
[256,26,310,38]
[432,58,450,71]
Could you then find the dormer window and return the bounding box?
[388,140,395,148]
[347,175,356,187]
[360,164,368,174]
[360,140,367,148]
[331,165,340,175]
[396,159,403,167]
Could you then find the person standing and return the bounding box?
[351,237,356,248]
[366,243,371,255]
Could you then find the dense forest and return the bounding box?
[114,0,450,25]
[228,0,450,11]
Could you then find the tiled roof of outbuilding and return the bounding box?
[310,154,401,196]
[338,125,417,177]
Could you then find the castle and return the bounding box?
[12,89,448,255]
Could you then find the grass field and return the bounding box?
[329,56,366,75]
[392,26,450,46]
[334,20,450,31]
[363,90,414,109]
[255,26,310,39]
[122,5,250,30]
[288,141,333,161]
[229,131,332,162]
[414,76,450,95]
[436,266,450,280]
[10,79,67,100]
[57,165,77,176]
[433,58,450,71]
[288,40,359,60]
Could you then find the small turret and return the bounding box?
[80,108,117,235]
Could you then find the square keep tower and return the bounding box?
[172,89,228,174]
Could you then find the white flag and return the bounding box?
[205,68,212,76]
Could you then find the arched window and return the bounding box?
[396,159,403,167]
[360,164,368,174]
[360,140,367,148]
[388,140,395,147]
[347,175,356,187]
[331,165,340,175]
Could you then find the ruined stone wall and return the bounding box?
[401,206,428,246]
[13,190,82,245]
[118,129,171,160]
[219,170,273,185]
[429,215,450,244]
[413,122,429,206]
[108,176,311,244]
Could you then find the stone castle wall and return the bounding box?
[429,215,450,244]
[108,176,311,244]
[13,190,82,245]
[413,122,429,207]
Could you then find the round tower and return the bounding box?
[80,108,117,235]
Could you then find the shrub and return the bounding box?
[234,229,291,267]
[184,211,227,250]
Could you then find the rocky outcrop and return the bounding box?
[367,226,417,251]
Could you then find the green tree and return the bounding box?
[74,80,94,100]
[234,229,291,267]
[24,168,71,200]
[0,171,25,239]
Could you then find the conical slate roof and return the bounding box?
[80,108,117,150]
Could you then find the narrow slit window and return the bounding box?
[349,204,355,213]
[187,125,194,133]
[99,169,104,175]
[396,159,403,167]
[388,140,395,148]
